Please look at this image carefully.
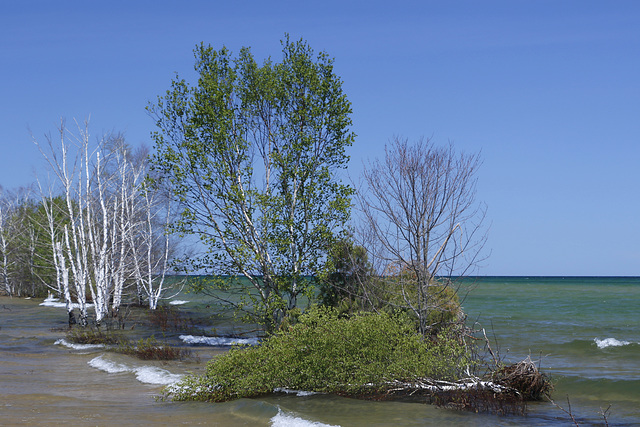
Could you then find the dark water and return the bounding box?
[1,277,638,426]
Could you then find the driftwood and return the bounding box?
[354,357,551,416]
[374,377,526,415]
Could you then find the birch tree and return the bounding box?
[36,186,75,318]
[148,36,354,330]
[111,142,175,310]
[35,121,92,324]
[35,120,178,324]
[126,179,174,310]
[0,190,13,296]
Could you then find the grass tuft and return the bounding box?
[117,336,192,361]
[66,327,125,345]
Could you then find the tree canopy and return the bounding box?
[148,36,355,330]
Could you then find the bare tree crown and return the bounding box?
[357,137,487,335]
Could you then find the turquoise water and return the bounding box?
[461,276,640,425]
[1,277,638,426]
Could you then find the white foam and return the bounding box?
[179,334,259,346]
[594,337,632,349]
[88,355,184,385]
[274,387,317,397]
[54,338,105,351]
[89,355,130,373]
[169,300,189,305]
[134,366,184,385]
[271,409,339,427]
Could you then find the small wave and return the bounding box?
[594,337,632,349]
[179,334,259,346]
[169,299,189,305]
[274,387,318,397]
[89,355,131,373]
[134,366,184,385]
[88,355,184,385]
[54,338,105,351]
[271,408,339,427]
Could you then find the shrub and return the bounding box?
[167,306,473,402]
[117,336,192,361]
[148,305,195,332]
[66,327,124,345]
[319,238,464,334]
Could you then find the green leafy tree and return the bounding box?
[0,189,53,297]
[319,236,374,312]
[19,198,66,296]
[148,36,355,330]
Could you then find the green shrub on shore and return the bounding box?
[166,306,473,402]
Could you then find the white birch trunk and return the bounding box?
[54,241,74,322]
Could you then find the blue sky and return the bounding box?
[2,1,639,276]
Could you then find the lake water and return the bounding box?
[1,277,638,426]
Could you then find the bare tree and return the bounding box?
[34,119,180,324]
[357,137,487,336]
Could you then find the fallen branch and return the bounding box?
[359,376,527,415]
[351,356,553,416]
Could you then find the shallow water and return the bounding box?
[1,277,639,426]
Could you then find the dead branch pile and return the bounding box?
[491,356,553,401]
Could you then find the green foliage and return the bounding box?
[0,194,76,297]
[421,282,462,326]
[375,276,463,331]
[318,236,373,311]
[167,306,472,402]
[148,35,355,330]
[319,238,463,333]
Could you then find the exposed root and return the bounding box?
[432,386,525,415]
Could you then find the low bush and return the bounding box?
[66,327,191,361]
[117,336,192,361]
[148,305,195,332]
[167,306,473,402]
[66,327,124,345]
